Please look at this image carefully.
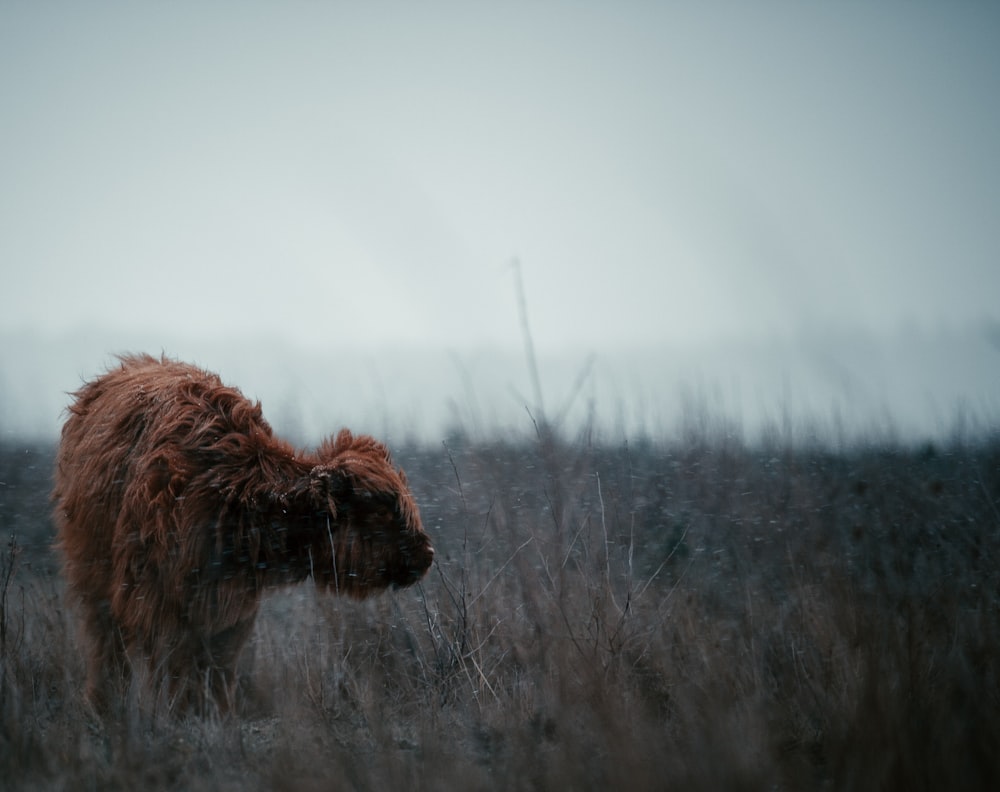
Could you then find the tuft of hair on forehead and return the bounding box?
[318,428,393,460]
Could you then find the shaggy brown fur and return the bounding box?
[52,354,433,713]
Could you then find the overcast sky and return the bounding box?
[1,2,999,441]
[4,1,999,348]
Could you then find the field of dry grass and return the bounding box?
[2,423,999,790]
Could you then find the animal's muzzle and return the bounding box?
[396,539,434,587]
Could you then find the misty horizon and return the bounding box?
[3,319,998,448]
[2,3,999,447]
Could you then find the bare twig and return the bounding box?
[1,533,21,656]
[595,472,621,615]
[553,353,596,430]
[468,535,535,607]
[636,525,690,600]
[511,258,546,425]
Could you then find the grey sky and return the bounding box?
[4,2,998,349]
[1,2,999,442]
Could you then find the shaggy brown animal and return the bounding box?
[52,353,433,713]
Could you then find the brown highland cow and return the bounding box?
[52,353,433,713]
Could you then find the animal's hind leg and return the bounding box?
[79,598,130,712]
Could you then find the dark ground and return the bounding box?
[2,427,999,790]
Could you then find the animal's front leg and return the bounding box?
[191,616,258,714]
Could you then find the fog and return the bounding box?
[2,2,999,445]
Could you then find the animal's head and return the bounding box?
[308,429,433,598]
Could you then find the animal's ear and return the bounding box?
[309,463,379,502]
[309,465,349,501]
[310,462,396,518]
